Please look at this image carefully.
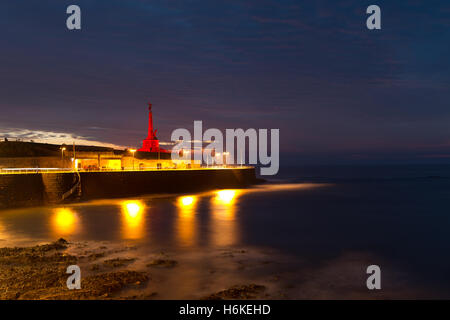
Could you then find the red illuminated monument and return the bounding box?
[138,102,168,153]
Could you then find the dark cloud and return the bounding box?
[0,0,449,163]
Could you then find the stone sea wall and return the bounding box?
[0,168,257,209]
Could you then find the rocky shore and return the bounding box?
[0,238,424,300]
[0,239,274,300]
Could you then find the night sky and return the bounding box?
[0,1,449,164]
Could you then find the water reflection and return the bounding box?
[178,196,197,215]
[216,190,237,206]
[176,195,198,247]
[0,183,316,246]
[51,208,80,237]
[0,220,9,240]
[120,200,145,240]
[210,189,240,246]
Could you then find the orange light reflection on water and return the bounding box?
[210,189,240,246]
[215,190,236,206]
[51,208,80,237]
[120,200,145,240]
[176,195,198,247]
[0,220,10,241]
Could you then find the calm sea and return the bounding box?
[1,164,450,298]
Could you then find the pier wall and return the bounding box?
[0,168,257,209]
[0,174,45,209]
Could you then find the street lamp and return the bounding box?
[60,147,66,168]
[129,149,137,170]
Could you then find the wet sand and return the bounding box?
[0,238,426,300]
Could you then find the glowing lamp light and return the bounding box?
[177,195,198,214]
[120,200,145,239]
[125,202,141,218]
[216,190,236,204]
[176,195,198,246]
[180,196,195,207]
[52,208,79,236]
[54,208,75,228]
[211,190,240,244]
[122,200,144,219]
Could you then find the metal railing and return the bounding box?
[0,168,73,174]
[0,165,253,174]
